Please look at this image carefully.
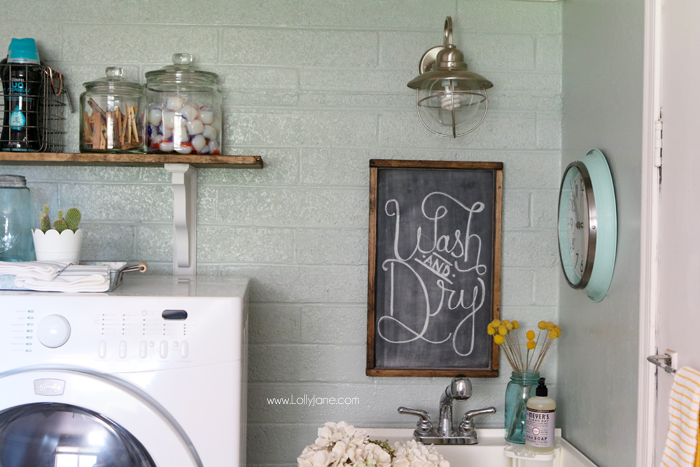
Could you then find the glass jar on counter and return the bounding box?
[144,53,222,155]
[0,175,35,262]
[79,67,145,153]
[504,370,540,444]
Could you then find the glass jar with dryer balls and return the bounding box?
[79,67,145,153]
[144,53,222,155]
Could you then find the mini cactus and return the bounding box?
[39,211,51,233]
[53,210,68,233]
[64,207,81,232]
[39,205,83,234]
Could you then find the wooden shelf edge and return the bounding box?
[0,152,263,169]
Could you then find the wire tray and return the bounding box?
[0,64,68,152]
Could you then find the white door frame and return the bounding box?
[637,0,663,465]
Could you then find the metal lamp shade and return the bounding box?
[407,17,493,138]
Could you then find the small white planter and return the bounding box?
[32,229,83,263]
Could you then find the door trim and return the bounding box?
[637,0,663,465]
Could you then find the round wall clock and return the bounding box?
[557,149,617,302]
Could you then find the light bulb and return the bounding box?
[441,80,460,111]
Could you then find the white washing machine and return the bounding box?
[0,275,248,467]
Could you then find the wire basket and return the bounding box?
[0,64,67,152]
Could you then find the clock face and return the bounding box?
[558,165,591,287]
[557,150,616,301]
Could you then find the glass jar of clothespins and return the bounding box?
[79,67,145,153]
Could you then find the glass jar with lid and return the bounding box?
[144,53,222,155]
[79,67,145,153]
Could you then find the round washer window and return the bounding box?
[0,403,155,467]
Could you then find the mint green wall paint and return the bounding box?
[560,1,644,466]
[0,1,562,463]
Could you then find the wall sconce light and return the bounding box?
[407,17,493,138]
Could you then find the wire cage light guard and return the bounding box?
[0,64,68,153]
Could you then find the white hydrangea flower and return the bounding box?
[392,440,449,467]
[299,422,446,467]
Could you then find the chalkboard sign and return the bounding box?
[367,160,503,377]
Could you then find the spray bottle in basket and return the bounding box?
[0,38,42,151]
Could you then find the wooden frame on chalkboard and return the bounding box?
[367,160,503,377]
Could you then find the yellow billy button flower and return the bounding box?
[487,325,496,336]
[526,330,536,340]
[554,325,562,333]
[492,319,501,328]
[498,325,508,336]
[538,321,547,330]
[546,322,555,331]
[549,330,559,339]
[506,321,513,330]
[494,335,505,345]
[512,320,520,330]
[527,340,537,350]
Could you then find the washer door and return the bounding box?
[0,369,201,467]
[0,403,155,467]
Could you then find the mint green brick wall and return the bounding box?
[0,1,562,464]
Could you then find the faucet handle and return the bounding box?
[398,406,433,434]
[458,407,497,435]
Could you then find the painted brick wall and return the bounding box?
[0,1,562,464]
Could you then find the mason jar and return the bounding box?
[0,174,35,261]
[144,53,222,155]
[79,67,145,153]
[504,370,540,444]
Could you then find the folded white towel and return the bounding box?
[14,273,110,293]
[59,265,110,277]
[0,261,70,280]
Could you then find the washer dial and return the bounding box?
[38,314,71,348]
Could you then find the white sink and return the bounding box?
[363,429,597,467]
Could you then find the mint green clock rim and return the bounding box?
[581,149,618,302]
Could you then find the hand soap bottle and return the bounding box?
[525,377,556,452]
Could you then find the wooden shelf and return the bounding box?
[0,152,263,169]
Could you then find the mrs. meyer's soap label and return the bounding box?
[526,408,555,448]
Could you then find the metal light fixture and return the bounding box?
[407,17,493,138]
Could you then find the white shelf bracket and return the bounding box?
[164,163,197,276]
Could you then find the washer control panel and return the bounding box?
[0,294,246,372]
[94,307,197,361]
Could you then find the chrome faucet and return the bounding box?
[398,376,496,445]
[438,376,471,436]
